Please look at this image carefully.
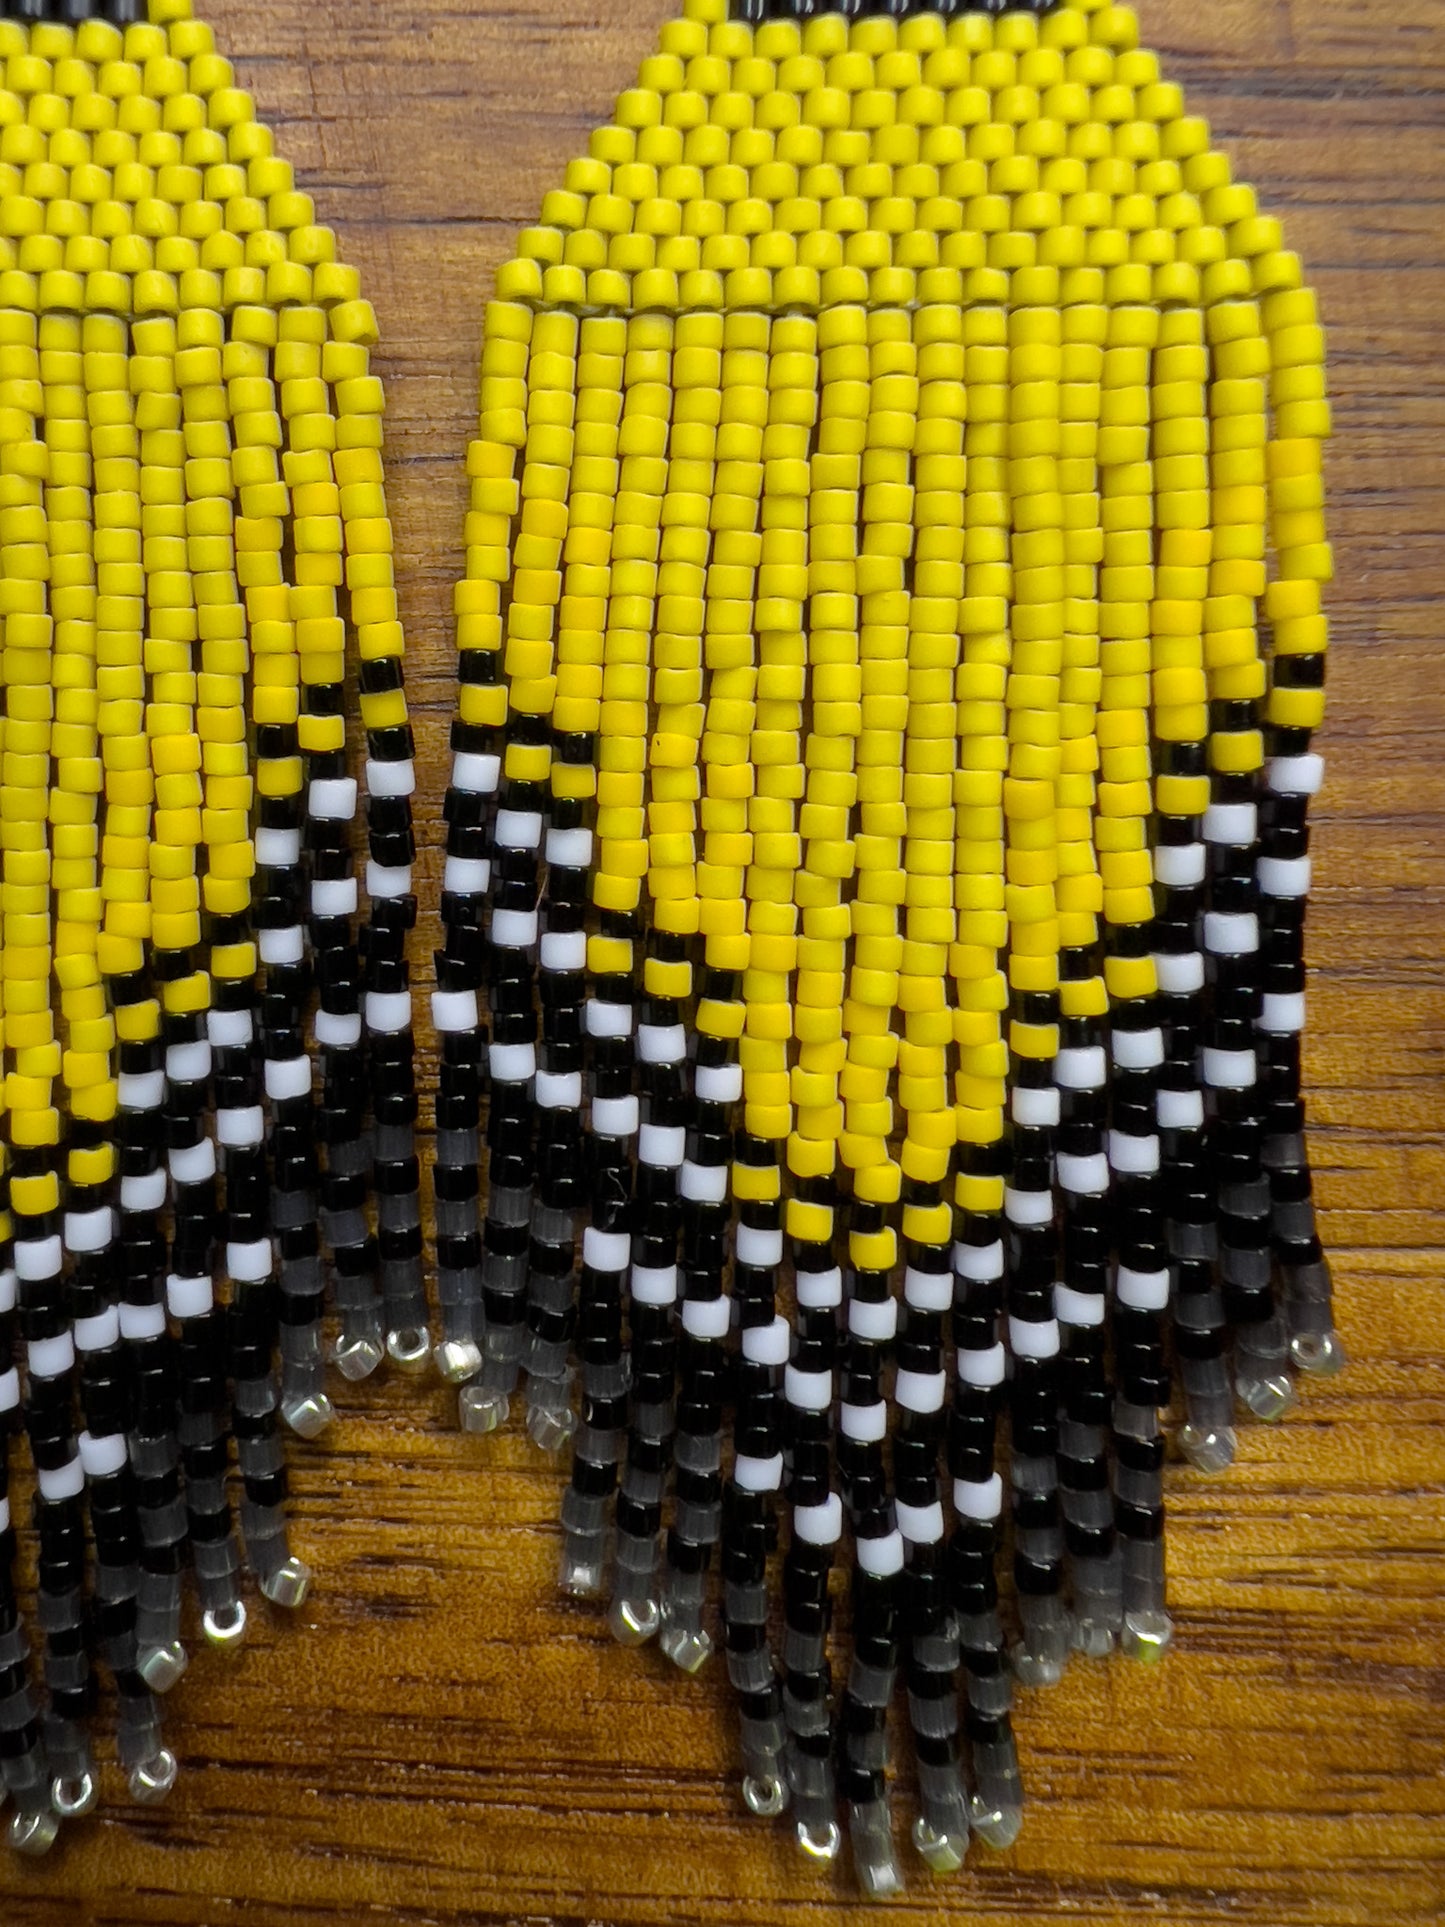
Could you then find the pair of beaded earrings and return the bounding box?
[0,0,1338,1897]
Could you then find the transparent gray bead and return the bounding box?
[458,1384,509,1435]
[259,1556,313,1610]
[50,1769,98,1820]
[435,1337,484,1385]
[386,1325,432,1373]
[136,1640,188,1695]
[849,1796,904,1898]
[557,1536,608,1601]
[742,1772,788,1818]
[1178,1421,1238,1474]
[1291,1327,1346,1377]
[607,1593,660,1646]
[1017,1595,1078,1688]
[8,1806,60,1856]
[282,1391,335,1440]
[912,1814,967,1876]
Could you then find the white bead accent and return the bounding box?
[166,1040,211,1084]
[368,863,413,900]
[1012,1084,1060,1127]
[264,1056,311,1102]
[1109,1130,1160,1175]
[785,1366,833,1412]
[1203,1046,1257,1089]
[840,1400,887,1442]
[953,1474,1002,1521]
[366,990,413,1033]
[695,1061,742,1103]
[734,1451,784,1493]
[536,1070,582,1110]
[630,1264,678,1306]
[1008,1315,1060,1359]
[741,1315,789,1366]
[896,1499,944,1545]
[795,1266,842,1309]
[957,1341,1005,1388]
[169,1133,217,1179]
[1203,801,1257,845]
[227,1241,272,1283]
[121,1169,167,1211]
[1055,1283,1106,1327]
[637,1023,686,1065]
[118,1070,165,1110]
[1155,950,1205,995]
[494,808,542,849]
[207,1007,253,1049]
[793,1494,843,1545]
[167,1274,213,1319]
[895,1368,945,1414]
[1116,1266,1171,1312]
[681,1297,730,1339]
[366,757,414,798]
[1056,1150,1111,1195]
[1055,1045,1107,1089]
[315,1009,363,1047]
[736,1224,783,1268]
[28,1332,75,1378]
[1112,1026,1164,1069]
[954,1239,1003,1282]
[1267,751,1324,796]
[488,1041,536,1082]
[450,750,500,793]
[308,776,357,819]
[585,1001,632,1039]
[545,826,592,867]
[259,925,304,965]
[16,1236,62,1282]
[38,1457,84,1503]
[119,1302,167,1341]
[432,989,479,1033]
[679,1160,727,1203]
[491,908,538,948]
[444,855,491,895]
[857,1529,905,1577]
[0,1370,17,1415]
[311,877,359,918]
[78,1430,127,1479]
[0,1270,13,1315]
[591,1094,638,1136]
[903,1266,952,1313]
[540,929,586,972]
[847,1296,897,1342]
[1204,910,1260,956]
[638,1122,685,1168]
[1259,991,1307,1034]
[1153,841,1206,887]
[1157,1086,1206,1130]
[255,826,301,865]
[1258,854,1311,897]
[64,1207,113,1254]
[216,1108,263,1148]
[582,1227,630,1272]
[1004,1186,1054,1226]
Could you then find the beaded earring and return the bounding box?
[0,0,416,1852]
[437,0,1340,1892]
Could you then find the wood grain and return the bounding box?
[6,2,1445,1922]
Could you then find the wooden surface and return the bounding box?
[7,1,1445,1922]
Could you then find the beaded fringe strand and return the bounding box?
[0,0,417,1852]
